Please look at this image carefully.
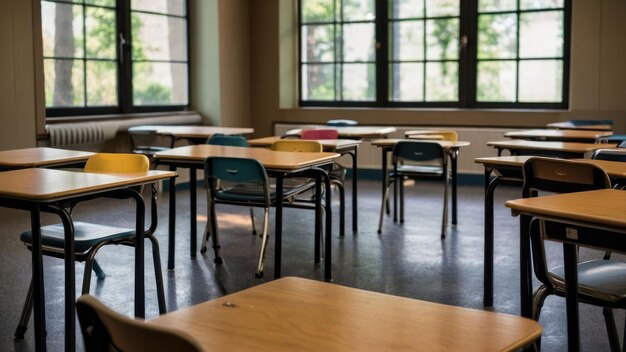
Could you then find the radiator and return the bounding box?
[47,123,105,147]
[275,124,518,174]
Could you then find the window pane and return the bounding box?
[301,25,335,62]
[519,60,562,102]
[85,0,116,7]
[302,64,335,100]
[389,21,424,61]
[44,59,85,107]
[520,0,563,10]
[301,0,336,23]
[85,7,116,59]
[426,18,459,60]
[477,61,516,102]
[132,13,187,61]
[341,64,375,101]
[133,62,188,105]
[131,0,186,16]
[41,2,84,58]
[343,0,375,21]
[86,61,117,106]
[519,11,563,58]
[342,23,375,62]
[390,0,424,19]
[478,14,517,59]
[389,63,424,101]
[478,0,517,12]
[425,62,458,101]
[425,0,459,17]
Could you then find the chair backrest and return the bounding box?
[207,134,249,147]
[301,129,339,140]
[393,141,445,164]
[76,295,203,352]
[522,157,611,197]
[327,119,357,126]
[566,119,613,126]
[84,153,150,174]
[619,140,626,148]
[271,140,323,153]
[204,156,270,202]
[592,149,626,162]
[406,130,458,142]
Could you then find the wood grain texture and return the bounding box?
[154,145,339,170]
[547,122,613,131]
[506,189,626,229]
[150,277,542,352]
[504,129,612,141]
[487,140,617,153]
[0,168,175,201]
[371,139,471,149]
[475,157,626,179]
[248,136,361,150]
[0,147,94,168]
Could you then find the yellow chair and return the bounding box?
[77,295,202,352]
[271,140,323,152]
[406,130,458,142]
[14,153,166,340]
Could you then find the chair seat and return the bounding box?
[395,164,444,177]
[20,221,135,253]
[551,260,626,303]
[215,180,315,202]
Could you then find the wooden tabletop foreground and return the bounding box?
[150,277,541,352]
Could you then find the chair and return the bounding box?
[271,140,323,153]
[593,149,626,188]
[406,130,458,142]
[14,153,166,340]
[564,119,613,127]
[620,141,626,148]
[128,126,175,159]
[207,133,249,147]
[327,119,357,126]
[301,129,339,140]
[378,141,449,237]
[201,156,315,278]
[76,295,202,352]
[522,157,626,351]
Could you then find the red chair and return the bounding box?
[301,129,339,140]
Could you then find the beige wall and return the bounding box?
[249,0,626,137]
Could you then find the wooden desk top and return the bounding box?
[129,125,254,138]
[286,126,397,139]
[0,168,175,201]
[154,145,339,171]
[0,147,94,169]
[547,122,613,131]
[487,140,617,153]
[506,189,626,230]
[371,138,471,149]
[474,156,626,178]
[150,277,542,352]
[504,129,612,141]
[247,136,361,150]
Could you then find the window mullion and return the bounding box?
[119,0,132,113]
[376,0,388,105]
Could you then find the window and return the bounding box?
[41,0,189,117]
[299,0,570,109]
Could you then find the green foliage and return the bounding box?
[134,83,172,105]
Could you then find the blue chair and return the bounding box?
[620,141,626,148]
[327,119,357,126]
[14,154,166,340]
[593,149,626,162]
[567,119,613,126]
[202,157,315,278]
[378,141,449,237]
[206,133,249,147]
[603,134,626,145]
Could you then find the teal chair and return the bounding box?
[14,154,166,340]
[202,157,314,278]
[206,133,249,147]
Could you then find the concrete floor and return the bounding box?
[0,179,622,351]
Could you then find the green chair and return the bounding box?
[207,133,249,147]
[14,153,166,340]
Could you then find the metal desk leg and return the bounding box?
[483,169,501,307]
[351,146,358,233]
[274,175,284,279]
[190,168,197,257]
[520,214,533,318]
[314,175,322,264]
[168,170,176,270]
[129,189,146,318]
[58,207,75,351]
[322,170,332,281]
[30,207,46,352]
[451,149,458,226]
[564,243,581,352]
[381,147,388,216]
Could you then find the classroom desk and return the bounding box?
[547,121,613,131]
[371,139,470,227]
[488,140,617,158]
[128,125,254,145]
[506,190,626,352]
[475,156,626,309]
[248,136,361,234]
[154,145,339,280]
[504,129,612,143]
[0,147,94,170]
[284,126,397,139]
[0,168,175,352]
[150,277,542,351]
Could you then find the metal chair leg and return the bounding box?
[441,170,449,239]
[82,258,94,294]
[209,199,222,264]
[400,176,405,223]
[255,208,270,278]
[14,279,34,340]
[200,189,211,254]
[249,207,257,236]
[149,236,167,314]
[378,179,393,234]
[602,307,620,352]
[92,259,106,280]
[332,179,345,237]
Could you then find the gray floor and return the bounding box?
[0,179,621,351]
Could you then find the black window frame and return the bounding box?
[43,0,191,118]
[298,0,571,110]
